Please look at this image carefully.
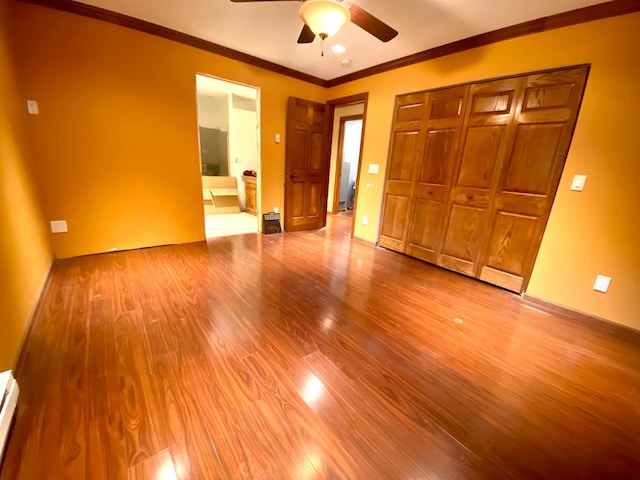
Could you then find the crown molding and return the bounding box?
[326,0,640,87]
[20,0,330,87]
[19,0,640,89]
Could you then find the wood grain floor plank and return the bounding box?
[2,215,638,479]
[128,448,177,480]
[87,413,128,479]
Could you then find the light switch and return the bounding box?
[593,275,611,293]
[571,174,587,191]
[362,216,368,225]
[368,163,380,175]
[27,100,39,115]
[275,133,281,144]
[50,220,68,233]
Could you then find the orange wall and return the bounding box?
[0,1,53,370]
[8,2,326,258]
[8,2,640,330]
[328,12,640,330]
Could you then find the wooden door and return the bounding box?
[379,65,588,293]
[437,78,521,276]
[379,93,429,252]
[477,67,589,291]
[405,85,468,263]
[284,97,329,232]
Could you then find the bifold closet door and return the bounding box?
[379,93,429,252]
[477,67,589,292]
[405,86,468,263]
[437,77,521,277]
[379,65,588,293]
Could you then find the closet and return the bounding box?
[379,65,589,293]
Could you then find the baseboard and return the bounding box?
[522,294,640,341]
[12,258,55,378]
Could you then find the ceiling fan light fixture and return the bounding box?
[299,0,351,39]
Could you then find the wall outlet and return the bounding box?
[274,207,279,214]
[50,220,68,233]
[362,215,368,225]
[593,275,611,293]
[571,174,587,191]
[27,100,39,115]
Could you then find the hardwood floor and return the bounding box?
[2,215,639,479]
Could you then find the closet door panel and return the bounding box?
[479,66,589,292]
[457,126,504,189]
[480,211,538,292]
[408,199,445,256]
[419,129,456,185]
[438,204,486,275]
[503,123,564,194]
[406,129,454,261]
[388,130,421,182]
[380,195,411,250]
[406,85,467,263]
[379,94,429,252]
[438,78,519,277]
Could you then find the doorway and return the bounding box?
[326,97,366,234]
[282,93,368,234]
[330,113,363,217]
[195,74,260,238]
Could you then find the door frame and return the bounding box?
[194,73,262,235]
[326,93,369,238]
[332,114,364,213]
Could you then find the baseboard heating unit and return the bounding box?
[0,370,19,461]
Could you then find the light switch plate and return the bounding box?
[571,174,587,191]
[368,164,380,175]
[275,133,281,144]
[27,100,39,115]
[362,216,368,225]
[50,220,68,233]
[593,275,611,293]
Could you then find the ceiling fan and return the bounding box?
[230,0,398,44]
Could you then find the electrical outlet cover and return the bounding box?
[593,275,611,293]
[571,174,587,191]
[50,220,68,233]
[27,100,39,115]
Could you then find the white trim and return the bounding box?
[0,370,19,461]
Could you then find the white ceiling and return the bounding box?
[73,0,608,81]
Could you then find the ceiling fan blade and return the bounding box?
[297,24,316,44]
[348,4,398,42]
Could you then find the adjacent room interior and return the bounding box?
[326,102,364,224]
[195,74,260,238]
[1,0,639,478]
